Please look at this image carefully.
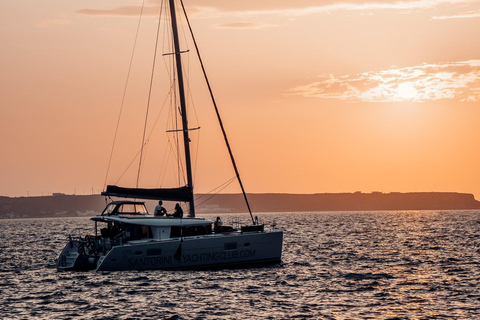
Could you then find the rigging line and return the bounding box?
[115,82,174,187]
[136,2,164,188]
[193,126,200,183]
[180,53,201,181]
[171,56,183,187]
[103,0,146,191]
[194,177,237,209]
[179,0,256,225]
[166,81,183,186]
[114,84,175,187]
[165,14,181,187]
[137,141,151,183]
[166,131,187,185]
[173,79,182,187]
[184,74,201,129]
[178,11,201,127]
[183,79,201,184]
[145,81,175,142]
[114,141,148,186]
[162,1,176,91]
[156,142,171,186]
[145,82,174,186]
[174,4,202,181]
[162,3,186,189]
[195,176,237,201]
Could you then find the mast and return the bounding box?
[168,0,195,217]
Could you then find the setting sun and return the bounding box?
[396,82,418,101]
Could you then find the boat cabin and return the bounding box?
[92,201,214,244]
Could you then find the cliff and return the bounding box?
[246,192,480,212]
[0,195,106,219]
[1,192,479,219]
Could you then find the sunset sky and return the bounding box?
[1,0,480,199]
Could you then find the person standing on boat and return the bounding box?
[172,203,183,218]
[154,201,167,216]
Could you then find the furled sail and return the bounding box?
[102,185,192,202]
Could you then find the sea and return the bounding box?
[1,211,479,319]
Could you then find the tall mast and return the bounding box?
[169,0,195,217]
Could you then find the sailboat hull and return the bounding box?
[98,231,283,271]
[57,231,283,271]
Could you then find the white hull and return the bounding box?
[57,231,283,271]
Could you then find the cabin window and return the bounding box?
[170,225,212,238]
[102,203,117,215]
[117,203,148,215]
[185,225,211,236]
[224,242,237,250]
[147,248,162,256]
[170,227,182,238]
[123,225,151,240]
[100,222,123,239]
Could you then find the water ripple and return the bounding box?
[1,212,480,319]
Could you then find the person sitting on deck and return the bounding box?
[214,216,223,233]
[154,201,167,216]
[172,203,183,218]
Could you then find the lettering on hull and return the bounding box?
[125,249,256,268]
[128,256,173,267]
[183,249,256,264]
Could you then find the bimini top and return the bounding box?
[102,185,192,202]
[91,215,213,228]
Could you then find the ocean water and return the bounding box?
[1,211,479,319]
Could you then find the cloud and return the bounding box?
[191,0,472,18]
[432,10,480,19]
[288,60,480,103]
[244,0,468,16]
[77,6,159,17]
[188,0,469,14]
[76,0,472,18]
[217,22,279,29]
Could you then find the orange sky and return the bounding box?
[1,0,480,199]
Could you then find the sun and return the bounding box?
[396,82,418,101]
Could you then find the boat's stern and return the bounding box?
[56,237,98,271]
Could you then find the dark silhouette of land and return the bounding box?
[1,192,479,219]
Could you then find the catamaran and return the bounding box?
[56,0,283,271]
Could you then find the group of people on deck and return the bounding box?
[154,201,183,218]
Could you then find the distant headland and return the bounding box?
[1,192,479,219]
